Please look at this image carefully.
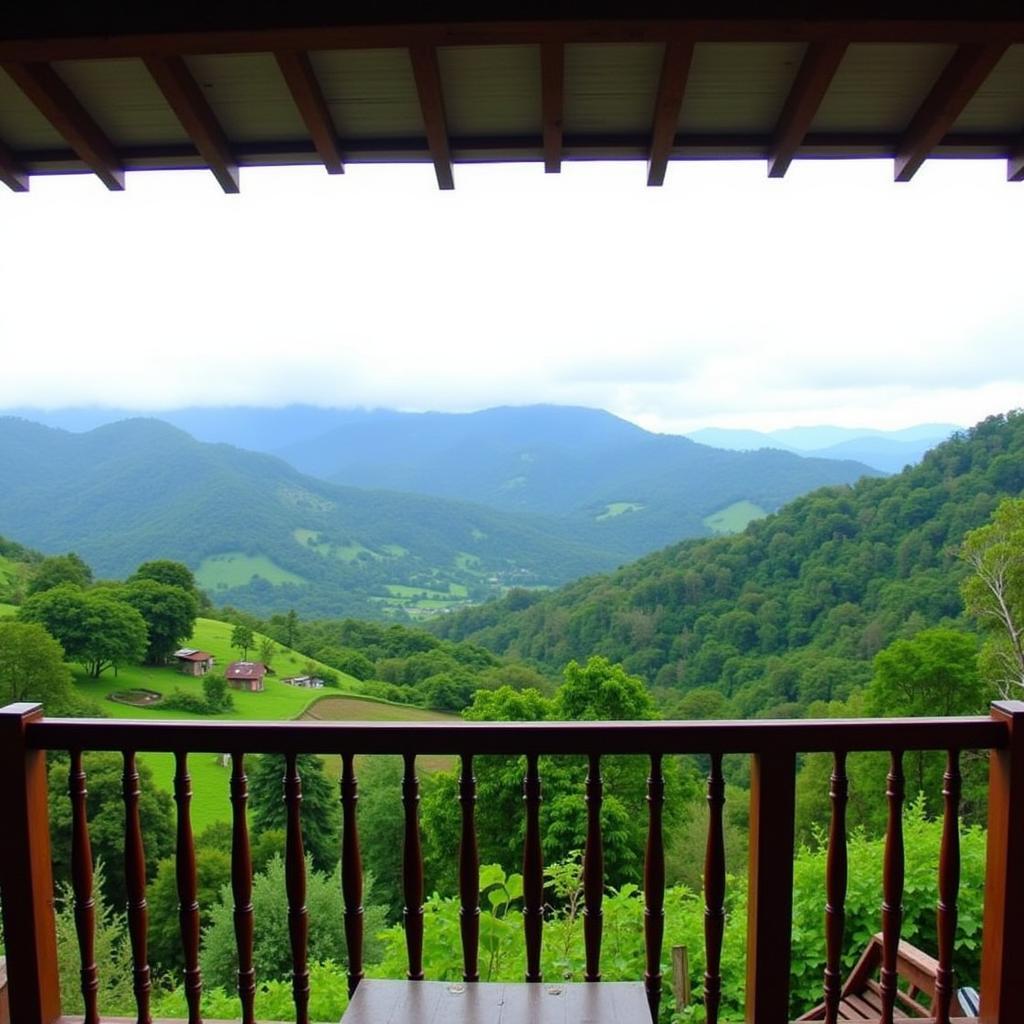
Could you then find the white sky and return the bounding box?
[0,158,1021,434]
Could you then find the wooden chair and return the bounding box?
[797,933,970,1020]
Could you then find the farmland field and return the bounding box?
[70,617,459,829]
[195,552,306,590]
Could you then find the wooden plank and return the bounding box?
[647,39,693,187]
[409,45,454,190]
[767,40,847,178]
[894,42,1007,181]
[0,704,61,1024]
[745,750,796,1024]
[275,50,344,174]
[0,135,28,192]
[145,55,239,192]
[980,701,1024,1023]
[28,714,1006,758]
[4,17,1024,63]
[540,43,563,173]
[338,980,650,1023]
[0,62,123,189]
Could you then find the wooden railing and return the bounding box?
[1,701,1023,1024]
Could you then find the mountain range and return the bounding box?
[0,409,879,618]
[686,423,959,473]
[4,405,879,557]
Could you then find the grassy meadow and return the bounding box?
[69,617,460,830]
[703,499,767,535]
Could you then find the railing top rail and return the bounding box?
[19,711,1009,756]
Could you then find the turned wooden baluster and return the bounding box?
[340,753,364,997]
[174,751,202,1024]
[284,753,310,1024]
[123,750,152,1024]
[935,749,962,1024]
[402,752,425,980]
[644,753,666,1022]
[459,752,480,983]
[704,753,726,1024]
[823,751,848,1024]
[69,750,99,1024]
[880,750,904,1024]
[230,753,256,1024]
[583,752,604,982]
[523,752,544,983]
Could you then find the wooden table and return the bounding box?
[340,980,650,1023]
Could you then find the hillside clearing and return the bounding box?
[703,499,767,534]
[195,552,307,590]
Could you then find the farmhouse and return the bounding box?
[283,675,325,689]
[224,661,267,692]
[172,648,214,677]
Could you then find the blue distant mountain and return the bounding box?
[686,423,960,473]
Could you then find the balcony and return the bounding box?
[1,700,1023,1024]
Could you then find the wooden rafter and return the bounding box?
[144,55,239,193]
[275,50,344,175]
[1008,136,1024,182]
[4,19,1024,63]
[767,40,847,178]
[1,61,123,189]
[0,135,29,192]
[647,39,693,187]
[541,43,564,174]
[409,45,454,190]
[894,42,1007,182]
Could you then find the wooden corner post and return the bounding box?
[745,749,796,1024]
[980,700,1024,1024]
[0,703,61,1024]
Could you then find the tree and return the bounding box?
[147,848,231,975]
[961,497,1024,697]
[247,754,340,872]
[231,623,255,660]
[0,620,76,713]
[48,752,175,904]
[554,656,658,721]
[129,559,197,594]
[259,636,277,669]
[121,578,198,663]
[867,628,984,719]
[284,609,299,649]
[20,584,148,677]
[26,552,92,595]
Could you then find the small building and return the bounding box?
[225,661,267,692]
[173,648,214,677]
[283,675,325,689]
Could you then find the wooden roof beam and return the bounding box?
[1008,135,1024,182]
[409,45,454,190]
[1,61,123,190]
[647,40,693,187]
[894,42,1007,182]
[541,43,564,173]
[0,135,29,192]
[276,50,344,175]
[768,40,847,178]
[145,55,239,193]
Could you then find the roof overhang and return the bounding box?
[2,3,1024,192]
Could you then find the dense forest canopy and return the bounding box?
[432,412,1024,718]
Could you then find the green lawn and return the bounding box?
[70,618,461,829]
[195,552,306,590]
[703,499,768,535]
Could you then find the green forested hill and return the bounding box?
[0,417,622,618]
[275,405,880,555]
[0,534,42,602]
[431,412,1024,715]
